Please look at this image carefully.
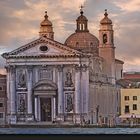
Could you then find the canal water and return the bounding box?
[0,127,140,134]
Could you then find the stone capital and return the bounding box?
[27,66,33,72]
[74,65,81,72]
[81,64,88,72]
[5,65,10,72]
[57,65,63,72]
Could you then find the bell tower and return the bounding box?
[99,10,115,84]
[39,11,54,39]
[76,6,89,32]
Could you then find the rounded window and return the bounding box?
[39,45,48,52]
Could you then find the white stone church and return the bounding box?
[2,8,124,125]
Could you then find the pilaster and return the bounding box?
[57,65,64,121]
[9,65,17,124]
[27,66,34,121]
[74,65,81,123]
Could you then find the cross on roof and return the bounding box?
[80,5,84,15]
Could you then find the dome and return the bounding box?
[77,14,88,21]
[65,32,99,54]
[65,6,99,55]
[100,9,112,24]
[40,19,52,26]
[40,11,52,26]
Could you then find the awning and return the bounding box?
[119,114,140,118]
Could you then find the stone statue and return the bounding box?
[99,61,103,72]
[65,71,73,87]
[18,71,26,88]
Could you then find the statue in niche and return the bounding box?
[65,71,73,87]
[19,94,25,112]
[18,71,26,88]
[66,94,73,112]
[98,61,103,72]
[103,34,107,44]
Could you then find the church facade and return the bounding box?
[2,9,124,125]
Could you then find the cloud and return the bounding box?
[0,0,140,72]
[113,0,140,13]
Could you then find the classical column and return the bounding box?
[81,64,89,121]
[34,96,38,121]
[38,97,41,121]
[74,65,81,123]
[53,97,56,121]
[53,67,56,83]
[9,65,17,124]
[51,97,56,122]
[57,65,64,120]
[5,66,10,116]
[35,67,39,83]
[27,66,34,121]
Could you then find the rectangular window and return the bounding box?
[0,103,3,107]
[125,105,129,113]
[124,96,129,101]
[0,113,3,118]
[133,96,137,100]
[133,104,137,110]
[0,86,2,91]
[121,70,123,78]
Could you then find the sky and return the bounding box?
[0,0,140,74]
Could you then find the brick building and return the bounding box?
[0,74,7,125]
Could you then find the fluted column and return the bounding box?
[57,65,64,120]
[9,65,17,124]
[27,66,34,121]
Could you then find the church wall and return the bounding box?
[89,83,119,124]
[115,62,123,80]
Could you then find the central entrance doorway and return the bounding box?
[40,98,52,121]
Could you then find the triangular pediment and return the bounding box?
[2,37,86,59]
[33,80,57,91]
